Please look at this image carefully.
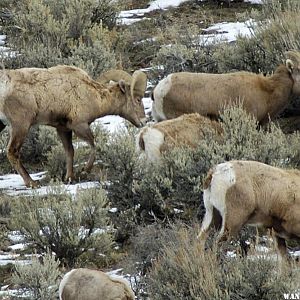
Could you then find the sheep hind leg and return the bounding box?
[72,123,95,173]
[7,125,38,188]
[217,209,252,252]
[56,129,75,183]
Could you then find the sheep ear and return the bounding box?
[118,80,126,93]
[286,59,294,73]
[131,70,147,100]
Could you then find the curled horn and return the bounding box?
[286,50,300,65]
[96,69,132,84]
[131,70,147,99]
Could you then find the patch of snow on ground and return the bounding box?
[118,0,190,25]
[291,250,300,258]
[97,115,127,132]
[8,243,29,251]
[0,33,15,57]
[0,253,31,266]
[8,231,25,243]
[0,287,31,298]
[200,19,255,45]
[245,0,262,4]
[0,35,5,46]
[0,171,100,197]
[0,172,46,190]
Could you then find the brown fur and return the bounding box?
[200,160,300,258]
[203,168,214,190]
[154,51,300,124]
[60,268,135,300]
[0,65,147,187]
[137,113,222,162]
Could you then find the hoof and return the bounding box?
[26,180,39,188]
[64,174,75,184]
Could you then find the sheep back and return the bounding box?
[60,268,134,300]
[154,65,293,123]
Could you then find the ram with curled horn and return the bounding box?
[0,65,148,187]
[97,68,147,104]
[152,50,300,124]
[96,69,133,84]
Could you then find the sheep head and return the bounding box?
[286,50,300,95]
[96,69,132,84]
[111,70,147,127]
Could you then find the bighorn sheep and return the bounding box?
[136,113,222,162]
[59,268,135,300]
[198,160,300,258]
[152,51,300,124]
[0,65,147,187]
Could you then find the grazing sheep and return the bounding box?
[0,65,147,187]
[59,268,135,300]
[198,160,300,258]
[136,113,222,163]
[152,51,300,124]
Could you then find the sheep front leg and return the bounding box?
[274,235,289,259]
[7,126,38,188]
[57,129,75,183]
[72,123,96,173]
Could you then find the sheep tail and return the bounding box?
[151,89,155,101]
[138,130,145,151]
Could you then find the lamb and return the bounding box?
[0,65,147,187]
[59,268,135,300]
[152,51,300,124]
[198,160,300,258]
[136,113,222,163]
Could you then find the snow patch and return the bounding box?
[245,0,262,4]
[0,253,31,266]
[0,35,5,46]
[0,172,46,190]
[118,0,190,25]
[200,19,256,45]
[0,171,100,197]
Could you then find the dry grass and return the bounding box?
[147,225,300,300]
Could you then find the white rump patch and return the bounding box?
[59,269,77,300]
[152,74,172,121]
[136,127,164,163]
[203,162,236,236]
